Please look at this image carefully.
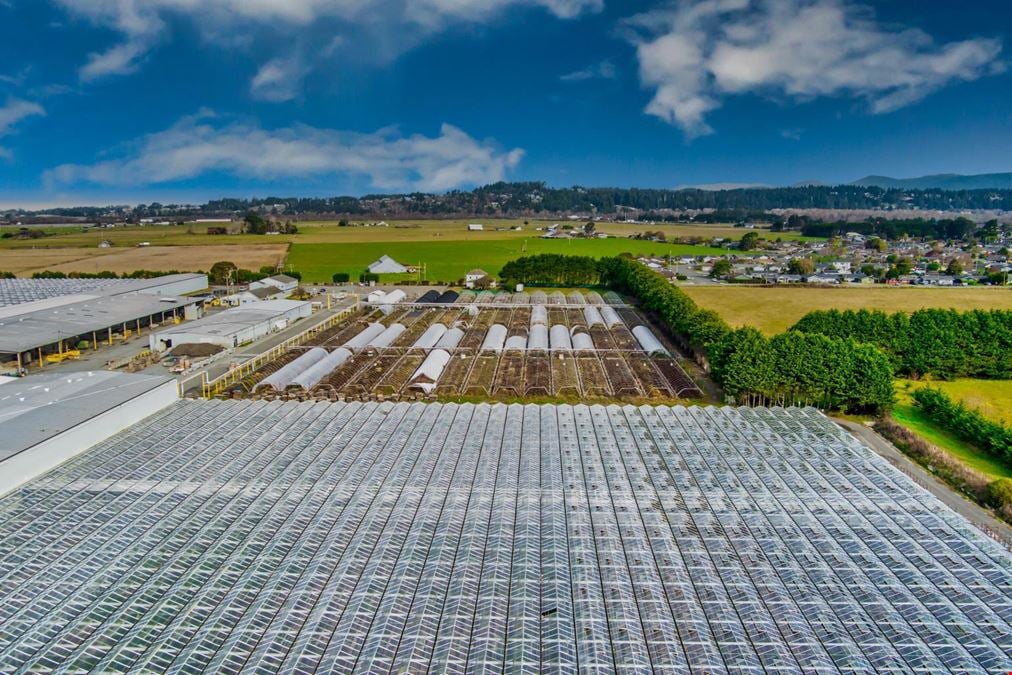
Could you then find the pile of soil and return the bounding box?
[171,343,225,358]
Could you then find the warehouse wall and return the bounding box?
[0,379,178,498]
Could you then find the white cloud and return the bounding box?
[250,56,307,102]
[561,60,617,82]
[0,98,45,158]
[626,0,1003,137]
[44,112,525,192]
[55,0,602,83]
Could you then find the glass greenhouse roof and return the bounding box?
[0,401,1008,673]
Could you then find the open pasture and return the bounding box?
[682,285,1012,335]
[897,378,1012,426]
[0,244,289,276]
[287,238,728,283]
[0,248,119,275]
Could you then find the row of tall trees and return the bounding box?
[798,216,984,241]
[499,255,603,287]
[597,256,895,413]
[791,309,1012,379]
[709,329,895,412]
[912,388,1012,464]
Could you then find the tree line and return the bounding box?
[595,256,895,413]
[791,309,1012,379]
[794,216,1001,241]
[12,182,1012,220]
[912,388,1012,465]
[500,255,604,287]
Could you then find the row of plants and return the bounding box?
[911,388,1012,464]
[873,417,1012,520]
[596,255,895,413]
[791,308,1012,379]
[500,254,604,288]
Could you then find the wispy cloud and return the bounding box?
[250,56,307,102]
[55,0,603,88]
[625,0,1003,137]
[560,60,617,82]
[45,112,525,192]
[780,128,803,141]
[0,98,45,158]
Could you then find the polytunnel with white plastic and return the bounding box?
[435,327,465,350]
[632,325,669,355]
[530,305,548,326]
[550,324,572,351]
[409,349,452,393]
[572,332,594,351]
[601,306,623,327]
[481,324,508,351]
[343,323,386,350]
[528,324,549,350]
[368,323,406,349]
[504,335,527,351]
[412,324,447,350]
[290,348,352,390]
[254,347,328,391]
[583,306,604,327]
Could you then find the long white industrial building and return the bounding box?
[149,299,312,352]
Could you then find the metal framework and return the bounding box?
[0,402,1007,673]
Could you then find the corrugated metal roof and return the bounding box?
[0,293,198,353]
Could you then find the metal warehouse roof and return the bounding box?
[0,278,130,308]
[153,300,310,341]
[0,293,195,354]
[0,401,1006,672]
[0,371,173,463]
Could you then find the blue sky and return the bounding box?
[0,0,1010,207]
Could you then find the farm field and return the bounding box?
[0,244,288,276]
[889,380,1012,480]
[894,382,1011,483]
[897,379,1012,426]
[0,248,118,274]
[0,219,804,250]
[682,285,1012,334]
[287,239,729,283]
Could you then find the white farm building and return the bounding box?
[367,255,409,274]
[149,300,312,352]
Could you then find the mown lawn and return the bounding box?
[891,379,1012,479]
[286,238,731,283]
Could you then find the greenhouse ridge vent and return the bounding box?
[0,399,1007,672]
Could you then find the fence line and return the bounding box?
[177,301,360,399]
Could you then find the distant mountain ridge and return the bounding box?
[852,173,1012,190]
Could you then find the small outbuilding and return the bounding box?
[367,255,409,275]
[250,274,298,293]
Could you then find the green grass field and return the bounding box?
[0,218,807,249]
[683,285,1012,335]
[287,238,730,283]
[892,379,1012,479]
